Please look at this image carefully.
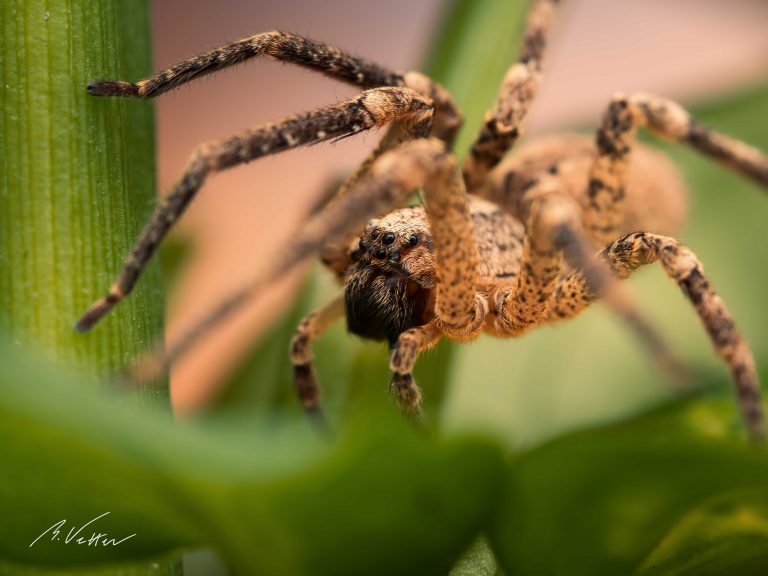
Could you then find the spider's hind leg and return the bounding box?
[586,92,768,247]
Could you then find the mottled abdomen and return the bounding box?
[483,134,689,241]
[467,197,526,282]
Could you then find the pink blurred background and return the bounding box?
[149,0,768,413]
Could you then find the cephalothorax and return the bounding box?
[76,0,768,440]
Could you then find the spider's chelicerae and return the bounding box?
[76,0,768,440]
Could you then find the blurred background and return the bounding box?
[151,0,768,443]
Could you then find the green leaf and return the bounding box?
[491,397,768,575]
[637,491,768,575]
[0,0,164,394]
[0,337,506,575]
[1,0,176,574]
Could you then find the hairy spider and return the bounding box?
[76,0,768,440]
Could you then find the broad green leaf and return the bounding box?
[0,0,164,396]
[1,0,175,573]
[637,491,768,575]
[491,397,768,575]
[0,338,505,575]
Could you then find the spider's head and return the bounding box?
[343,206,436,344]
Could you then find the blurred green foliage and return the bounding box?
[0,337,505,575]
[2,0,768,574]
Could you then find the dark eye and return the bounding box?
[408,233,419,246]
[382,232,396,245]
[374,248,386,259]
[358,239,366,250]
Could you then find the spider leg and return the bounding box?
[299,138,484,416]
[463,0,559,191]
[586,93,768,246]
[75,87,433,332]
[550,231,766,442]
[488,174,631,337]
[318,121,433,281]
[132,139,460,383]
[88,31,404,98]
[87,31,461,146]
[552,225,690,384]
[488,176,689,382]
[289,296,344,420]
[389,322,442,416]
[489,182,574,335]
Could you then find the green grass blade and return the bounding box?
[0,0,178,573]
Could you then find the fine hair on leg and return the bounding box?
[75,88,434,332]
[547,231,765,441]
[88,31,405,98]
[463,0,560,191]
[586,92,768,247]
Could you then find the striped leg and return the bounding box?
[290,296,344,422]
[586,93,768,247]
[490,183,576,336]
[488,175,689,381]
[548,231,765,442]
[389,322,443,417]
[463,0,559,191]
[88,31,461,146]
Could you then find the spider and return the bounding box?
[75,0,768,440]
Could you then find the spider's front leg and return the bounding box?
[75,87,433,332]
[289,296,344,422]
[287,138,486,418]
[488,178,576,336]
[389,322,442,417]
[373,141,490,414]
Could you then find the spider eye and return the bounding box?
[374,248,386,259]
[358,239,366,250]
[408,233,419,246]
[382,232,396,245]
